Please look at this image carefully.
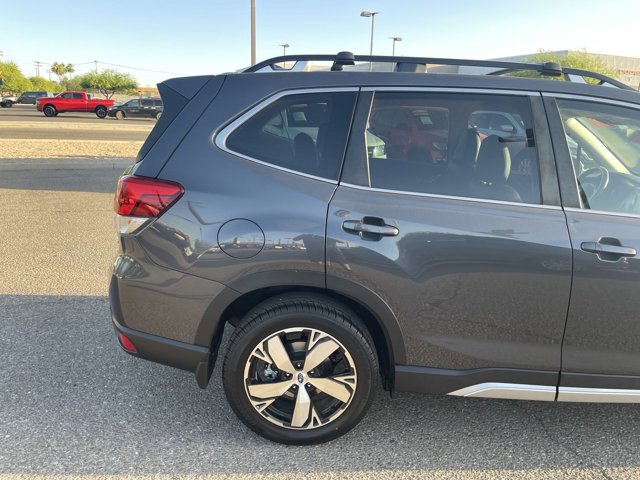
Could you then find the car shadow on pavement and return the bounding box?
[1,294,639,477]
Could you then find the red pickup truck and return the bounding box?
[36,91,115,118]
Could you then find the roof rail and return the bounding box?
[244,52,633,91]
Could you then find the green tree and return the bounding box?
[50,62,75,82]
[50,62,67,83]
[514,50,618,83]
[78,69,138,99]
[0,61,32,94]
[29,76,63,93]
[62,76,83,91]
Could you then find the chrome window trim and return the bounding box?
[448,383,556,401]
[542,92,640,111]
[558,386,640,403]
[362,86,539,96]
[214,87,359,185]
[564,206,640,220]
[340,182,562,210]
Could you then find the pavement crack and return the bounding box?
[517,402,616,480]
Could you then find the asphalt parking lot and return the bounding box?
[1,157,640,477]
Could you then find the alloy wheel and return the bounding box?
[243,327,357,430]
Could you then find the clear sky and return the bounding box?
[2,0,640,86]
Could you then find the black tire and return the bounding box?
[0,103,6,108]
[43,105,57,117]
[4,100,13,108]
[155,111,162,120]
[222,293,378,445]
[114,110,125,120]
[95,106,107,119]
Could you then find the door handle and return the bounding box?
[581,240,636,260]
[342,218,399,238]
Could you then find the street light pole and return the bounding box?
[279,43,290,69]
[360,11,379,71]
[250,0,256,65]
[389,36,402,56]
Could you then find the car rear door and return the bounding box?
[72,92,86,112]
[326,88,573,397]
[544,94,640,400]
[140,99,154,117]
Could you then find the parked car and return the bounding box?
[108,97,163,120]
[469,110,527,138]
[36,91,114,118]
[17,91,53,105]
[0,95,18,107]
[369,105,449,163]
[110,51,640,445]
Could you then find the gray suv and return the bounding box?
[110,52,640,444]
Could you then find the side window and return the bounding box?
[557,99,640,214]
[154,100,163,107]
[61,93,74,99]
[225,91,357,180]
[357,92,541,204]
[73,93,83,99]
[141,99,154,107]
[127,99,140,108]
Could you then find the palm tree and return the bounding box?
[50,62,66,83]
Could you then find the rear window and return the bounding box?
[225,91,357,180]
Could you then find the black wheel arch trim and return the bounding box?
[192,270,407,389]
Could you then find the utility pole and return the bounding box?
[250,0,256,65]
[34,61,42,77]
[94,60,99,73]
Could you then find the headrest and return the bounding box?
[452,128,481,168]
[476,135,511,183]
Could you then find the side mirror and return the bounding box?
[500,124,515,133]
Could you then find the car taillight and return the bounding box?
[114,175,184,235]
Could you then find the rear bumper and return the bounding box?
[108,251,237,388]
[110,296,215,388]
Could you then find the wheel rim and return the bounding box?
[243,327,357,430]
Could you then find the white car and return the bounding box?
[0,95,18,108]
